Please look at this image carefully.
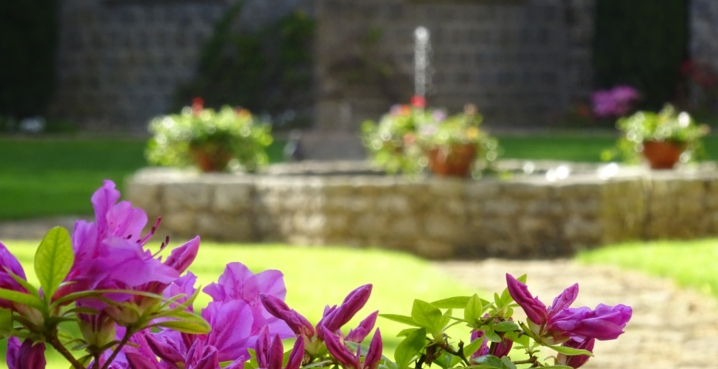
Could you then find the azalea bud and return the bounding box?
[346,310,378,343]
[321,284,372,334]
[260,294,315,337]
[6,337,46,369]
[164,236,200,274]
[323,327,359,369]
[556,337,595,368]
[286,334,306,369]
[505,274,548,325]
[364,329,383,369]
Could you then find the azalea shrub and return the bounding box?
[0,181,632,369]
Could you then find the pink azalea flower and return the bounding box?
[0,242,28,310]
[506,274,632,343]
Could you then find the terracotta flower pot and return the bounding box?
[189,145,234,172]
[641,140,685,170]
[426,144,477,178]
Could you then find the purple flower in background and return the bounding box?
[6,338,46,369]
[592,85,639,118]
[506,274,632,342]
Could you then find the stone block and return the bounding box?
[212,182,255,213]
[163,182,212,211]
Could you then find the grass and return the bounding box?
[2,241,477,369]
[577,238,718,298]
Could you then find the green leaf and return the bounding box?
[503,331,530,347]
[152,315,211,335]
[548,345,594,357]
[394,328,426,369]
[0,288,43,310]
[0,308,13,339]
[397,328,419,337]
[500,356,516,369]
[464,294,484,323]
[431,296,471,309]
[8,272,41,299]
[411,299,443,333]
[35,226,74,303]
[493,321,519,333]
[462,335,485,358]
[483,329,501,343]
[379,313,420,327]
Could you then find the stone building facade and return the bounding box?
[47,0,713,132]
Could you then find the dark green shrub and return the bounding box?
[593,0,688,110]
[0,0,59,119]
[175,4,315,129]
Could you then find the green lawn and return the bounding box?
[2,241,477,369]
[1,134,717,220]
[578,238,718,298]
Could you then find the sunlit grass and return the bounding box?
[3,241,477,368]
[577,238,718,298]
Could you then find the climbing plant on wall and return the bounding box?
[174,2,315,128]
[593,0,688,110]
[0,0,59,119]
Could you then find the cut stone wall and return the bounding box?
[125,163,718,260]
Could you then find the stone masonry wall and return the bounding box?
[49,0,596,132]
[48,0,308,132]
[313,0,596,131]
[126,167,718,260]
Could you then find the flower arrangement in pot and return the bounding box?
[362,97,499,178]
[607,104,709,169]
[414,103,499,178]
[360,96,436,175]
[146,98,273,173]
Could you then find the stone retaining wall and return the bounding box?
[126,164,718,259]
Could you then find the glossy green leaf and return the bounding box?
[35,226,74,303]
[464,294,484,323]
[394,328,426,369]
[430,296,471,309]
[548,345,594,357]
[411,299,442,333]
[462,335,485,358]
[500,356,516,369]
[493,321,519,333]
[380,313,420,327]
[151,311,210,334]
[0,308,13,339]
[0,288,43,310]
[397,328,419,337]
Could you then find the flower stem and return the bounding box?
[101,328,134,369]
[48,335,86,369]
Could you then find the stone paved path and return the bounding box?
[3,219,718,368]
[436,259,718,369]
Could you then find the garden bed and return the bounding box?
[126,160,718,259]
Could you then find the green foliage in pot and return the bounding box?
[361,97,500,177]
[603,104,709,164]
[146,99,273,173]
